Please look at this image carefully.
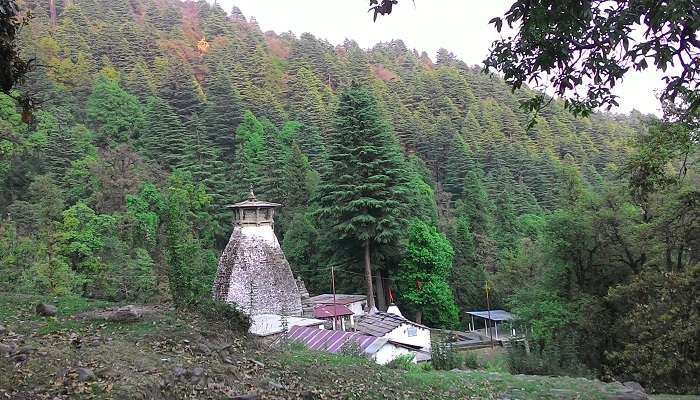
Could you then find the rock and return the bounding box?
[35,303,57,316]
[623,382,645,393]
[300,390,317,400]
[194,343,211,355]
[13,353,28,362]
[264,379,285,391]
[17,346,35,355]
[76,367,96,382]
[611,393,648,400]
[173,367,188,378]
[105,305,142,322]
[232,393,259,400]
[0,343,15,355]
[96,367,119,379]
[191,367,204,377]
[0,325,6,335]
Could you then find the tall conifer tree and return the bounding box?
[316,86,409,309]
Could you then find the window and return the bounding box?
[407,327,417,337]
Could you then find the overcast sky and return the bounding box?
[214,0,665,116]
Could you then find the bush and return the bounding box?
[463,351,479,369]
[196,297,251,333]
[430,339,461,370]
[506,336,591,377]
[386,354,416,370]
[339,339,365,358]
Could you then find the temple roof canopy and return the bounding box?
[226,189,281,209]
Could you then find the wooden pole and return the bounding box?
[332,265,337,330]
[486,282,494,348]
[364,240,376,310]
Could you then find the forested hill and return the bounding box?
[5,0,698,392]
[4,0,641,312]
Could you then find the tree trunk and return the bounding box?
[49,0,57,27]
[375,268,386,310]
[415,310,422,325]
[364,240,376,310]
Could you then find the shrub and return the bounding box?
[430,339,460,370]
[339,339,365,357]
[386,354,416,370]
[196,297,251,333]
[506,336,591,377]
[463,351,479,369]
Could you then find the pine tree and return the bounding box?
[183,114,228,221]
[258,119,288,203]
[230,111,265,198]
[316,86,409,310]
[201,68,243,163]
[158,59,203,122]
[140,97,191,170]
[124,61,157,101]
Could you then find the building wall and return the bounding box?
[212,225,302,316]
[347,301,366,317]
[373,343,414,365]
[385,323,431,349]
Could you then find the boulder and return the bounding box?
[36,303,57,316]
[104,305,142,322]
[0,343,15,355]
[76,367,96,382]
[623,382,645,393]
[0,324,6,335]
[193,343,211,355]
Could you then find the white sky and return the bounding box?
[214,0,665,116]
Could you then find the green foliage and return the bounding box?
[606,264,700,394]
[397,220,459,328]
[86,75,144,142]
[430,338,460,371]
[196,297,251,334]
[162,170,217,309]
[484,1,700,121]
[3,2,696,391]
[141,96,190,169]
[338,340,365,358]
[386,354,417,371]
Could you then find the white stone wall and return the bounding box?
[373,343,414,365]
[384,323,431,349]
[212,225,302,316]
[347,300,366,317]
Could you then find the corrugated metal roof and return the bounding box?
[250,314,325,337]
[288,326,389,355]
[465,310,514,321]
[355,311,428,337]
[313,304,354,318]
[304,294,367,306]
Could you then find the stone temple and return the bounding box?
[212,190,302,316]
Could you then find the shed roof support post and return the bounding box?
[495,322,499,341]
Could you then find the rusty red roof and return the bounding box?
[288,326,388,354]
[313,304,354,319]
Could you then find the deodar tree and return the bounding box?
[316,85,409,310]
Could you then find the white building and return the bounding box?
[287,325,419,365]
[302,294,367,319]
[355,310,432,352]
[249,314,325,344]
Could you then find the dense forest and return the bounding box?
[0,0,697,393]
